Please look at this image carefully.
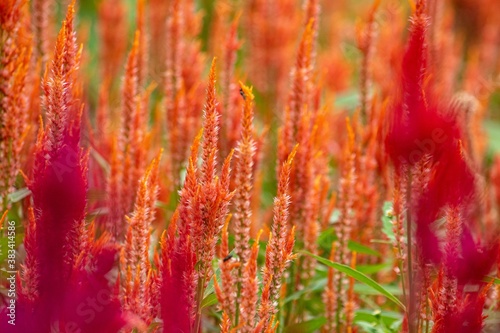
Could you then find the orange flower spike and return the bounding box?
[121,31,140,146]
[42,25,67,155]
[121,151,162,322]
[165,0,183,96]
[284,225,296,262]
[302,176,321,279]
[131,90,152,196]
[106,138,123,237]
[291,110,310,231]
[198,159,234,278]
[218,214,240,320]
[177,129,202,240]
[260,146,297,328]
[201,58,220,185]
[121,30,140,141]
[288,18,316,138]
[32,0,52,65]
[0,0,31,208]
[264,318,279,333]
[276,106,291,178]
[240,230,262,332]
[221,213,232,259]
[233,82,257,271]
[303,0,320,64]
[331,118,357,331]
[122,217,135,268]
[117,31,146,229]
[258,271,273,322]
[220,149,235,198]
[98,0,128,80]
[220,311,232,333]
[148,0,169,77]
[136,0,148,87]
[62,1,78,80]
[356,0,380,121]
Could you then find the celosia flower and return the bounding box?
[0,3,126,332]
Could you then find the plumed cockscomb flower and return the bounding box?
[0,2,126,332]
[385,0,476,265]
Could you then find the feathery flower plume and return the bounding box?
[121,152,162,324]
[162,61,234,330]
[240,231,262,332]
[356,0,380,121]
[164,0,204,187]
[2,3,126,332]
[214,215,239,321]
[279,19,316,171]
[149,0,169,79]
[192,60,234,289]
[221,311,232,333]
[233,82,256,272]
[220,13,243,157]
[107,31,149,239]
[136,0,148,87]
[120,31,141,210]
[200,58,220,186]
[303,0,320,68]
[385,0,474,264]
[259,146,297,329]
[98,0,128,81]
[0,0,31,209]
[330,118,357,332]
[31,0,52,66]
[246,0,300,106]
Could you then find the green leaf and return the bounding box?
[318,228,381,257]
[483,276,500,285]
[284,317,327,333]
[356,263,391,275]
[201,293,218,309]
[8,188,31,203]
[355,283,402,296]
[356,321,384,333]
[355,309,402,325]
[354,309,403,333]
[381,201,395,242]
[300,251,405,310]
[485,121,500,153]
[334,90,361,110]
[348,240,381,257]
[283,278,327,304]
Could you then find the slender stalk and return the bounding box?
[234,278,241,327]
[406,171,415,333]
[194,275,207,332]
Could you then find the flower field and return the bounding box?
[1,0,500,332]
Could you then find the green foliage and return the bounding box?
[283,317,327,333]
[300,251,405,310]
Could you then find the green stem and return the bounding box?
[406,172,415,333]
[193,273,207,333]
